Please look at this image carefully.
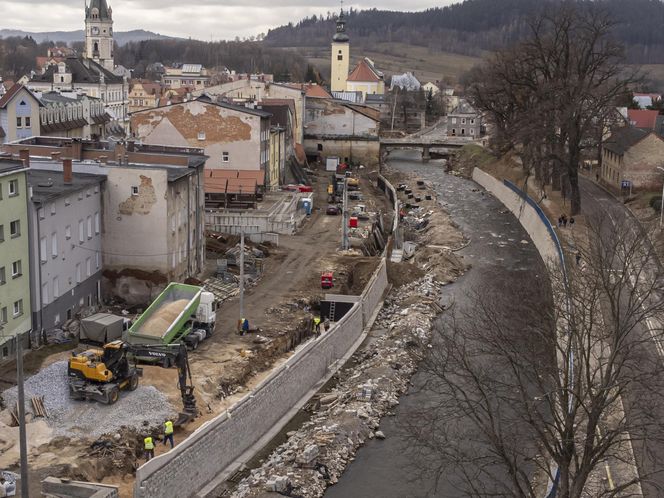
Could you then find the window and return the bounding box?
[94,186,99,194]
[94,212,100,234]
[54,314,61,326]
[78,192,83,200]
[76,263,81,283]
[461,118,466,125]
[65,196,70,206]
[25,117,31,127]
[470,128,475,135]
[197,131,206,141]
[51,232,58,258]
[0,225,4,242]
[40,236,47,263]
[42,282,49,305]
[50,203,56,216]
[86,189,91,197]
[8,179,18,196]
[222,152,229,162]
[38,208,45,220]
[470,119,475,125]
[65,225,71,240]
[95,251,100,269]
[78,220,84,243]
[0,307,6,324]
[338,54,343,61]
[0,266,5,285]
[53,277,59,298]
[16,117,22,128]
[86,257,92,277]
[87,216,92,239]
[131,186,139,196]
[451,117,457,125]
[13,299,23,317]
[10,220,20,238]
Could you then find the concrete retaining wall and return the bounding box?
[134,260,388,498]
[472,168,562,268]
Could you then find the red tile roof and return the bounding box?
[627,109,659,129]
[304,84,332,99]
[347,59,382,83]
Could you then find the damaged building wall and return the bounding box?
[304,138,379,167]
[131,100,263,170]
[102,167,169,304]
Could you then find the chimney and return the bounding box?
[51,152,61,161]
[70,139,83,161]
[99,155,108,164]
[19,149,30,168]
[63,158,73,184]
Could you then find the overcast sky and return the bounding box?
[1,0,457,40]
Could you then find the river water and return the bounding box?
[325,151,548,497]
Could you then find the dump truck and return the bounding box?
[125,283,216,351]
[80,313,131,344]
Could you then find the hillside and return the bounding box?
[0,29,176,46]
[265,0,664,65]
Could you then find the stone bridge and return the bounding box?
[379,136,474,163]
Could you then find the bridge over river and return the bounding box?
[379,136,480,162]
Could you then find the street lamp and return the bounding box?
[657,166,664,228]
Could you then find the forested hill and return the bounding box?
[264,0,664,64]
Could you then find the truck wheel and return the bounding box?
[190,337,199,350]
[128,373,139,391]
[162,357,173,368]
[106,386,120,405]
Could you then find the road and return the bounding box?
[326,151,550,497]
[579,177,664,496]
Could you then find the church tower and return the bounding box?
[330,9,350,93]
[85,0,114,71]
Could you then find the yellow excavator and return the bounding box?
[67,340,197,424]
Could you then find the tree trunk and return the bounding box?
[568,144,581,215]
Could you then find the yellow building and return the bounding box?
[346,58,385,100]
[330,10,350,93]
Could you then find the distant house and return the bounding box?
[601,126,664,191]
[626,109,659,129]
[447,100,481,138]
[422,82,440,96]
[128,80,163,113]
[346,58,385,100]
[633,92,661,109]
[0,84,43,143]
[304,98,380,165]
[390,72,421,92]
[162,64,210,90]
[36,91,110,139]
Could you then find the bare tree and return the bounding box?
[402,216,664,497]
[466,3,635,215]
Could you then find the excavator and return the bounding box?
[67,340,197,424]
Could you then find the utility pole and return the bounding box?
[17,331,29,497]
[341,177,349,250]
[239,230,245,322]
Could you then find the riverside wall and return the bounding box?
[134,261,389,498]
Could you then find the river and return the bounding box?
[325,151,549,497]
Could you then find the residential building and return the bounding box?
[346,58,385,100]
[259,98,295,163]
[330,10,350,93]
[626,109,659,130]
[304,98,380,165]
[0,157,31,360]
[28,57,127,135]
[36,91,110,139]
[601,127,664,191]
[27,163,105,331]
[3,138,207,304]
[0,85,43,144]
[130,97,271,172]
[447,100,482,138]
[158,86,194,107]
[390,72,421,92]
[162,64,211,90]
[269,126,286,188]
[422,81,440,96]
[128,80,163,113]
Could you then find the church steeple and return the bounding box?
[332,8,349,43]
[330,7,350,92]
[85,0,114,71]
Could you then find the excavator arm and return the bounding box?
[127,342,198,425]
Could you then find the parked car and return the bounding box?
[326,205,340,215]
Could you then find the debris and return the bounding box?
[374,430,386,440]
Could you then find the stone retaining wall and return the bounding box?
[134,260,389,498]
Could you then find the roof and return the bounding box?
[86,0,111,20]
[0,158,26,176]
[259,99,295,128]
[39,91,80,104]
[343,103,380,122]
[603,126,649,155]
[181,64,203,74]
[347,58,383,83]
[451,100,478,115]
[207,168,264,186]
[304,84,332,99]
[28,169,105,203]
[627,109,659,130]
[31,57,123,85]
[0,84,43,109]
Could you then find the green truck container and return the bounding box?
[125,283,216,351]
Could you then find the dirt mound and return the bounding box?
[140,299,190,337]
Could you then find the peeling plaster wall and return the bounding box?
[305,100,378,137]
[131,101,262,169]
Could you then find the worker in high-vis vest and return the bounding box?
[144,435,155,461]
[313,317,321,336]
[163,419,175,448]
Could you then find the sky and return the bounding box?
[1,0,457,40]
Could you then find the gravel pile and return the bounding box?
[1,360,176,438]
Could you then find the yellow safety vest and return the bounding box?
[144,437,154,450]
[314,317,321,326]
[164,421,174,435]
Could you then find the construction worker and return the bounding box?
[241,317,249,335]
[313,317,321,337]
[144,435,155,461]
[163,419,175,448]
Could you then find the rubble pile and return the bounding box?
[232,274,442,498]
